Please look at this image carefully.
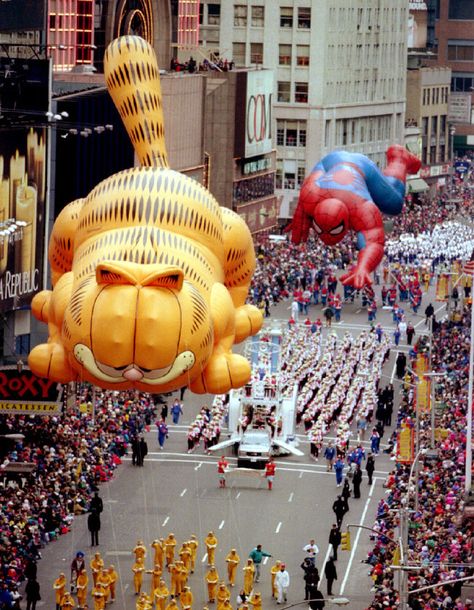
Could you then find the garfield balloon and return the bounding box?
[28,36,263,394]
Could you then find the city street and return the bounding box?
[34,280,445,610]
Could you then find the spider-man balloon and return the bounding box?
[288,145,421,288]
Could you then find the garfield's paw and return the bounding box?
[28,342,75,382]
[31,290,52,323]
[234,304,263,343]
[190,353,251,394]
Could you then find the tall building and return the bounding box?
[199,0,409,219]
[426,0,474,151]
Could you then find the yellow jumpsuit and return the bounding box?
[180,588,193,610]
[179,544,192,572]
[137,592,153,610]
[153,581,169,610]
[217,584,230,610]
[76,571,88,609]
[134,542,147,562]
[169,563,180,597]
[91,585,106,610]
[205,534,218,566]
[188,537,198,573]
[133,559,145,595]
[108,566,118,602]
[165,600,179,610]
[270,562,281,598]
[225,552,240,586]
[249,594,262,610]
[164,536,177,567]
[147,564,162,594]
[206,568,219,602]
[152,540,165,568]
[97,570,111,604]
[54,574,67,607]
[221,600,233,610]
[176,562,188,595]
[90,555,104,587]
[61,592,75,610]
[243,563,255,595]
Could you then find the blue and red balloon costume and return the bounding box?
[288,145,421,288]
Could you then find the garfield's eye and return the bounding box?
[313,221,323,234]
[329,222,345,235]
[113,365,127,371]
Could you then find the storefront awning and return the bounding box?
[407,178,429,193]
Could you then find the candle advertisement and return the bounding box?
[0,127,46,311]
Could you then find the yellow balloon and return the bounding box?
[28,36,263,394]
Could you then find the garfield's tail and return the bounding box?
[104,36,168,169]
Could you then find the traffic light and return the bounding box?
[341,531,351,551]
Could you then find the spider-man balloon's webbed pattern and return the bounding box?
[288,146,421,289]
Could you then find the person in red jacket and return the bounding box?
[217,456,229,488]
[265,458,276,490]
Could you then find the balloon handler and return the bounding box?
[287,146,421,288]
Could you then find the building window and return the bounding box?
[207,4,221,25]
[448,0,474,20]
[297,7,311,29]
[280,7,293,28]
[233,174,275,204]
[452,76,474,91]
[277,81,291,102]
[234,5,247,26]
[448,44,474,61]
[276,119,307,147]
[297,163,306,186]
[276,160,283,188]
[251,6,264,27]
[296,45,310,66]
[250,42,263,64]
[279,44,292,65]
[233,42,246,66]
[295,82,309,103]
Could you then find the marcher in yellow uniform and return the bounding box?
[76,568,88,609]
[91,584,106,610]
[97,568,111,605]
[221,600,233,610]
[169,563,180,597]
[242,560,255,596]
[270,560,281,598]
[216,582,230,610]
[165,598,179,610]
[179,585,193,610]
[187,535,199,574]
[164,534,177,567]
[225,550,240,587]
[137,592,153,610]
[108,565,118,603]
[205,532,218,566]
[61,591,76,610]
[146,563,163,595]
[133,557,146,595]
[153,579,169,610]
[90,553,104,587]
[179,542,192,572]
[152,539,165,568]
[54,573,67,610]
[176,561,188,595]
[249,592,262,610]
[133,540,147,562]
[206,566,219,603]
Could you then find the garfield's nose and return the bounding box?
[123,366,144,381]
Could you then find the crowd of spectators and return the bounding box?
[365,305,474,610]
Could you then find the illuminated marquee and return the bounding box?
[178,0,200,49]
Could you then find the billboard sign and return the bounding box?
[448,93,472,124]
[0,127,47,311]
[0,366,63,415]
[0,0,46,32]
[235,70,273,159]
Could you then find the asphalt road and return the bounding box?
[32,278,445,610]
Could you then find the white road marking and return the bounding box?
[263,556,269,565]
[235,492,241,499]
[299,471,304,479]
[339,477,376,595]
[275,522,282,533]
[202,553,208,563]
[195,462,202,471]
[180,488,187,497]
[288,492,294,502]
[391,353,398,383]
[219,520,225,530]
[162,516,170,527]
[105,550,131,556]
[124,584,129,592]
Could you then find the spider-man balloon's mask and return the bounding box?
[312,198,350,246]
